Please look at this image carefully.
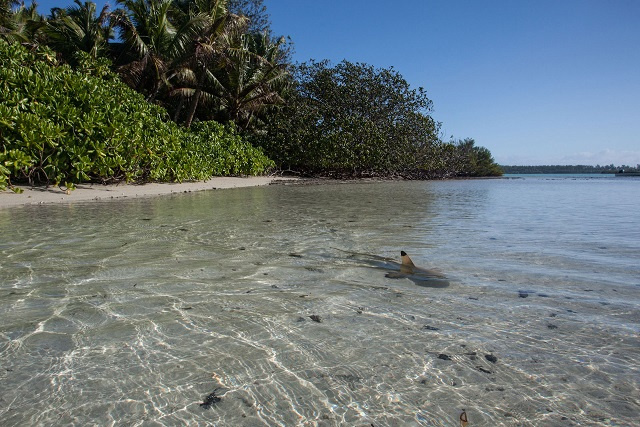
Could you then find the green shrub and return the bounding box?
[253,60,502,178]
[253,60,441,177]
[0,40,273,191]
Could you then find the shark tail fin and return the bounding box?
[400,251,416,267]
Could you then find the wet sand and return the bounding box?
[0,176,299,209]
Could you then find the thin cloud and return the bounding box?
[560,150,640,167]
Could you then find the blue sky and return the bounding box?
[264,0,640,166]
[33,0,640,165]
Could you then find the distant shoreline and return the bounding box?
[500,165,638,174]
[0,177,300,209]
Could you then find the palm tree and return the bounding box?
[212,32,289,131]
[111,0,288,129]
[227,0,269,34]
[0,0,17,38]
[113,0,186,101]
[172,0,249,127]
[43,0,113,62]
[0,0,43,44]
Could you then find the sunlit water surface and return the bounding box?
[1,176,639,426]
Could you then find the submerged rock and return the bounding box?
[309,315,322,323]
[200,389,222,409]
[437,353,452,361]
[485,354,498,363]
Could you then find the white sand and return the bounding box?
[0,176,299,209]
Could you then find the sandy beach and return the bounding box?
[0,176,299,209]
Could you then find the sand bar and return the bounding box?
[0,176,299,209]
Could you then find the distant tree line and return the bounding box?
[1,0,502,191]
[500,164,639,174]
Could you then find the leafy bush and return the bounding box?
[0,39,273,191]
[443,138,503,177]
[253,60,442,177]
[253,60,501,178]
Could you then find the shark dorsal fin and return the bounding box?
[400,251,415,267]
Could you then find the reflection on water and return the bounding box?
[1,177,639,426]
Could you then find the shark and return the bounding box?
[336,249,450,288]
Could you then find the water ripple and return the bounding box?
[1,180,639,425]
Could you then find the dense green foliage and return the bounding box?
[253,60,438,176]
[500,164,637,174]
[111,0,289,130]
[43,0,113,64]
[445,138,503,177]
[1,0,502,190]
[253,61,502,178]
[0,39,273,191]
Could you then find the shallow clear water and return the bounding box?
[1,176,639,426]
